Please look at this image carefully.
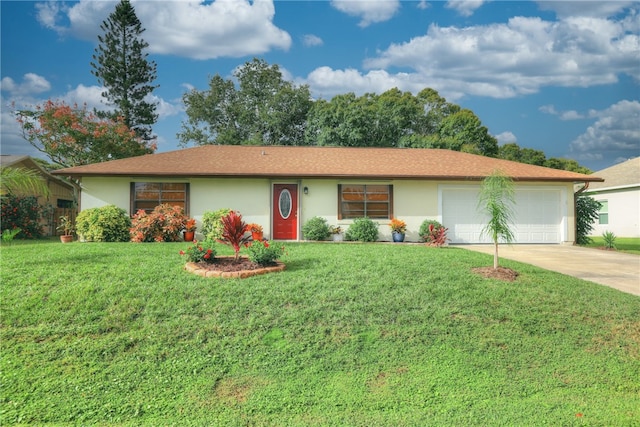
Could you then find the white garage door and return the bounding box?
[441,186,565,244]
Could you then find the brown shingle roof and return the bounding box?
[52,146,603,182]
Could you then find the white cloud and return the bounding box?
[302,34,324,47]
[445,0,486,17]
[305,66,437,99]
[539,104,584,120]
[417,1,430,11]
[539,104,558,115]
[536,1,636,19]
[0,74,51,96]
[570,100,640,159]
[495,131,517,145]
[360,13,639,98]
[559,110,584,120]
[36,0,292,60]
[330,0,400,27]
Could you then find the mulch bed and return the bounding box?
[471,266,519,282]
[195,257,267,272]
[185,256,285,279]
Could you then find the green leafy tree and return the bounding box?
[91,0,158,142]
[179,58,312,146]
[305,87,497,155]
[478,170,516,269]
[306,89,423,147]
[438,109,498,156]
[545,157,592,174]
[576,196,601,245]
[16,100,155,168]
[498,143,591,173]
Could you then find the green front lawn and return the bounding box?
[1,241,639,425]
[583,236,640,255]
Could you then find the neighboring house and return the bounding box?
[582,157,640,238]
[52,146,603,244]
[1,155,77,236]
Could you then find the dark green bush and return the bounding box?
[345,217,379,242]
[576,196,600,245]
[76,205,131,242]
[0,195,46,239]
[302,216,331,241]
[202,208,232,241]
[246,240,285,266]
[419,219,444,242]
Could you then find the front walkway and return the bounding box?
[461,244,640,296]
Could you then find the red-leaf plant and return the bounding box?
[425,224,449,247]
[219,210,251,262]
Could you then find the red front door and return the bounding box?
[273,184,298,240]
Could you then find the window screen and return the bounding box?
[338,184,392,219]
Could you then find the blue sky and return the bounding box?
[1,0,638,171]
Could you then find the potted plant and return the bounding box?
[389,218,406,242]
[329,225,343,242]
[247,223,263,241]
[183,218,197,242]
[57,215,75,243]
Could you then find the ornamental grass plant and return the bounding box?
[1,241,639,425]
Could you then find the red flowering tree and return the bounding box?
[16,100,156,168]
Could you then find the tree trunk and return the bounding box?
[494,242,499,269]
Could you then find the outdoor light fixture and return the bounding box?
[303,186,309,195]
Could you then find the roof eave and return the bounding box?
[53,171,604,182]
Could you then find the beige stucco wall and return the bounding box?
[78,177,577,243]
[299,179,440,241]
[588,187,640,238]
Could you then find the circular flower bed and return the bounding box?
[185,256,285,279]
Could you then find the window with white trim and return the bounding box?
[598,200,608,225]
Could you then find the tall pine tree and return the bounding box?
[91,0,158,143]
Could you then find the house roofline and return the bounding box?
[58,171,604,183]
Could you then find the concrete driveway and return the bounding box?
[462,244,640,296]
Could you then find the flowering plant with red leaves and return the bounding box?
[130,204,188,242]
[219,210,251,262]
[180,239,216,263]
[424,224,449,247]
[245,239,285,266]
[0,195,46,239]
[15,99,156,168]
[184,218,197,232]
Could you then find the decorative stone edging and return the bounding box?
[184,260,286,279]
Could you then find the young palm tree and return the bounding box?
[478,170,515,269]
[0,167,49,197]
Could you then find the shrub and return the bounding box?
[219,210,251,261]
[202,208,232,241]
[602,231,617,249]
[576,196,601,245]
[245,240,285,266]
[345,217,379,242]
[180,239,217,263]
[302,216,331,240]
[130,204,187,242]
[419,219,443,242]
[75,205,131,242]
[0,195,45,239]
